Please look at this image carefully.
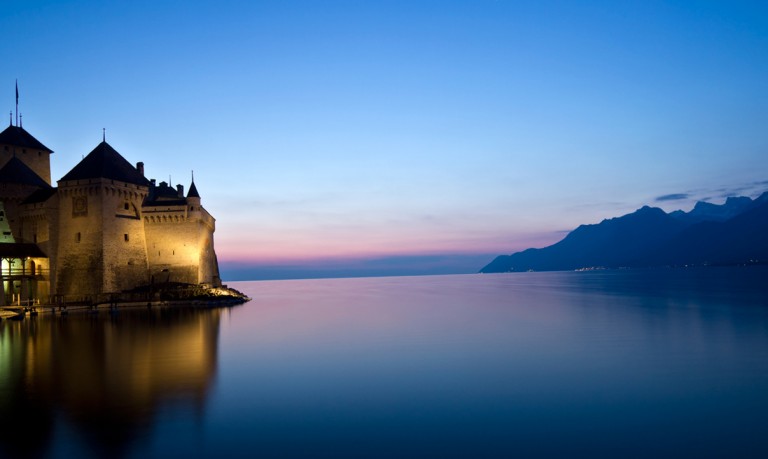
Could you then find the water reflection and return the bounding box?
[2,270,768,458]
[0,307,223,459]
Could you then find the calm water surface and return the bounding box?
[1,268,768,458]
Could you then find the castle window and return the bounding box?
[22,149,26,153]
[124,203,130,210]
[76,232,81,243]
[33,234,37,243]
[124,234,129,242]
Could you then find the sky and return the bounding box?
[2,0,767,280]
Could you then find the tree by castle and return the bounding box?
[0,118,221,306]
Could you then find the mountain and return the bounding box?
[645,195,768,266]
[481,192,768,273]
[669,196,754,223]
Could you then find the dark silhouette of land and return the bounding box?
[481,192,768,273]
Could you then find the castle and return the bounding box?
[0,121,221,306]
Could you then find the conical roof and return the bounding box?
[187,181,200,198]
[59,141,150,186]
[0,125,53,152]
[0,156,51,188]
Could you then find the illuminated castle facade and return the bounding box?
[0,122,221,305]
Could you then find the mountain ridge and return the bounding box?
[480,192,768,273]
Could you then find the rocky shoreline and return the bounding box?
[1,284,251,320]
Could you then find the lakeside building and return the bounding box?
[0,121,221,306]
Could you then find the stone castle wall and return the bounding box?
[100,183,150,293]
[55,181,218,296]
[55,182,105,296]
[143,204,218,286]
[19,195,59,300]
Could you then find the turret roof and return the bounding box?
[187,181,200,198]
[59,141,151,186]
[0,125,53,153]
[0,156,51,188]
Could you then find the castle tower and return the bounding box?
[55,141,150,296]
[0,124,53,185]
[186,179,221,286]
[142,177,220,287]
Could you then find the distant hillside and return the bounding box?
[481,192,768,273]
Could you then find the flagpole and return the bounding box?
[15,80,19,127]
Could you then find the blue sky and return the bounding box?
[2,1,767,279]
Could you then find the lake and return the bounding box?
[2,267,768,458]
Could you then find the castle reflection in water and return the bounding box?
[0,307,222,458]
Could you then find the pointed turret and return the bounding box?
[186,178,201,213]
[187,181,200,198]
